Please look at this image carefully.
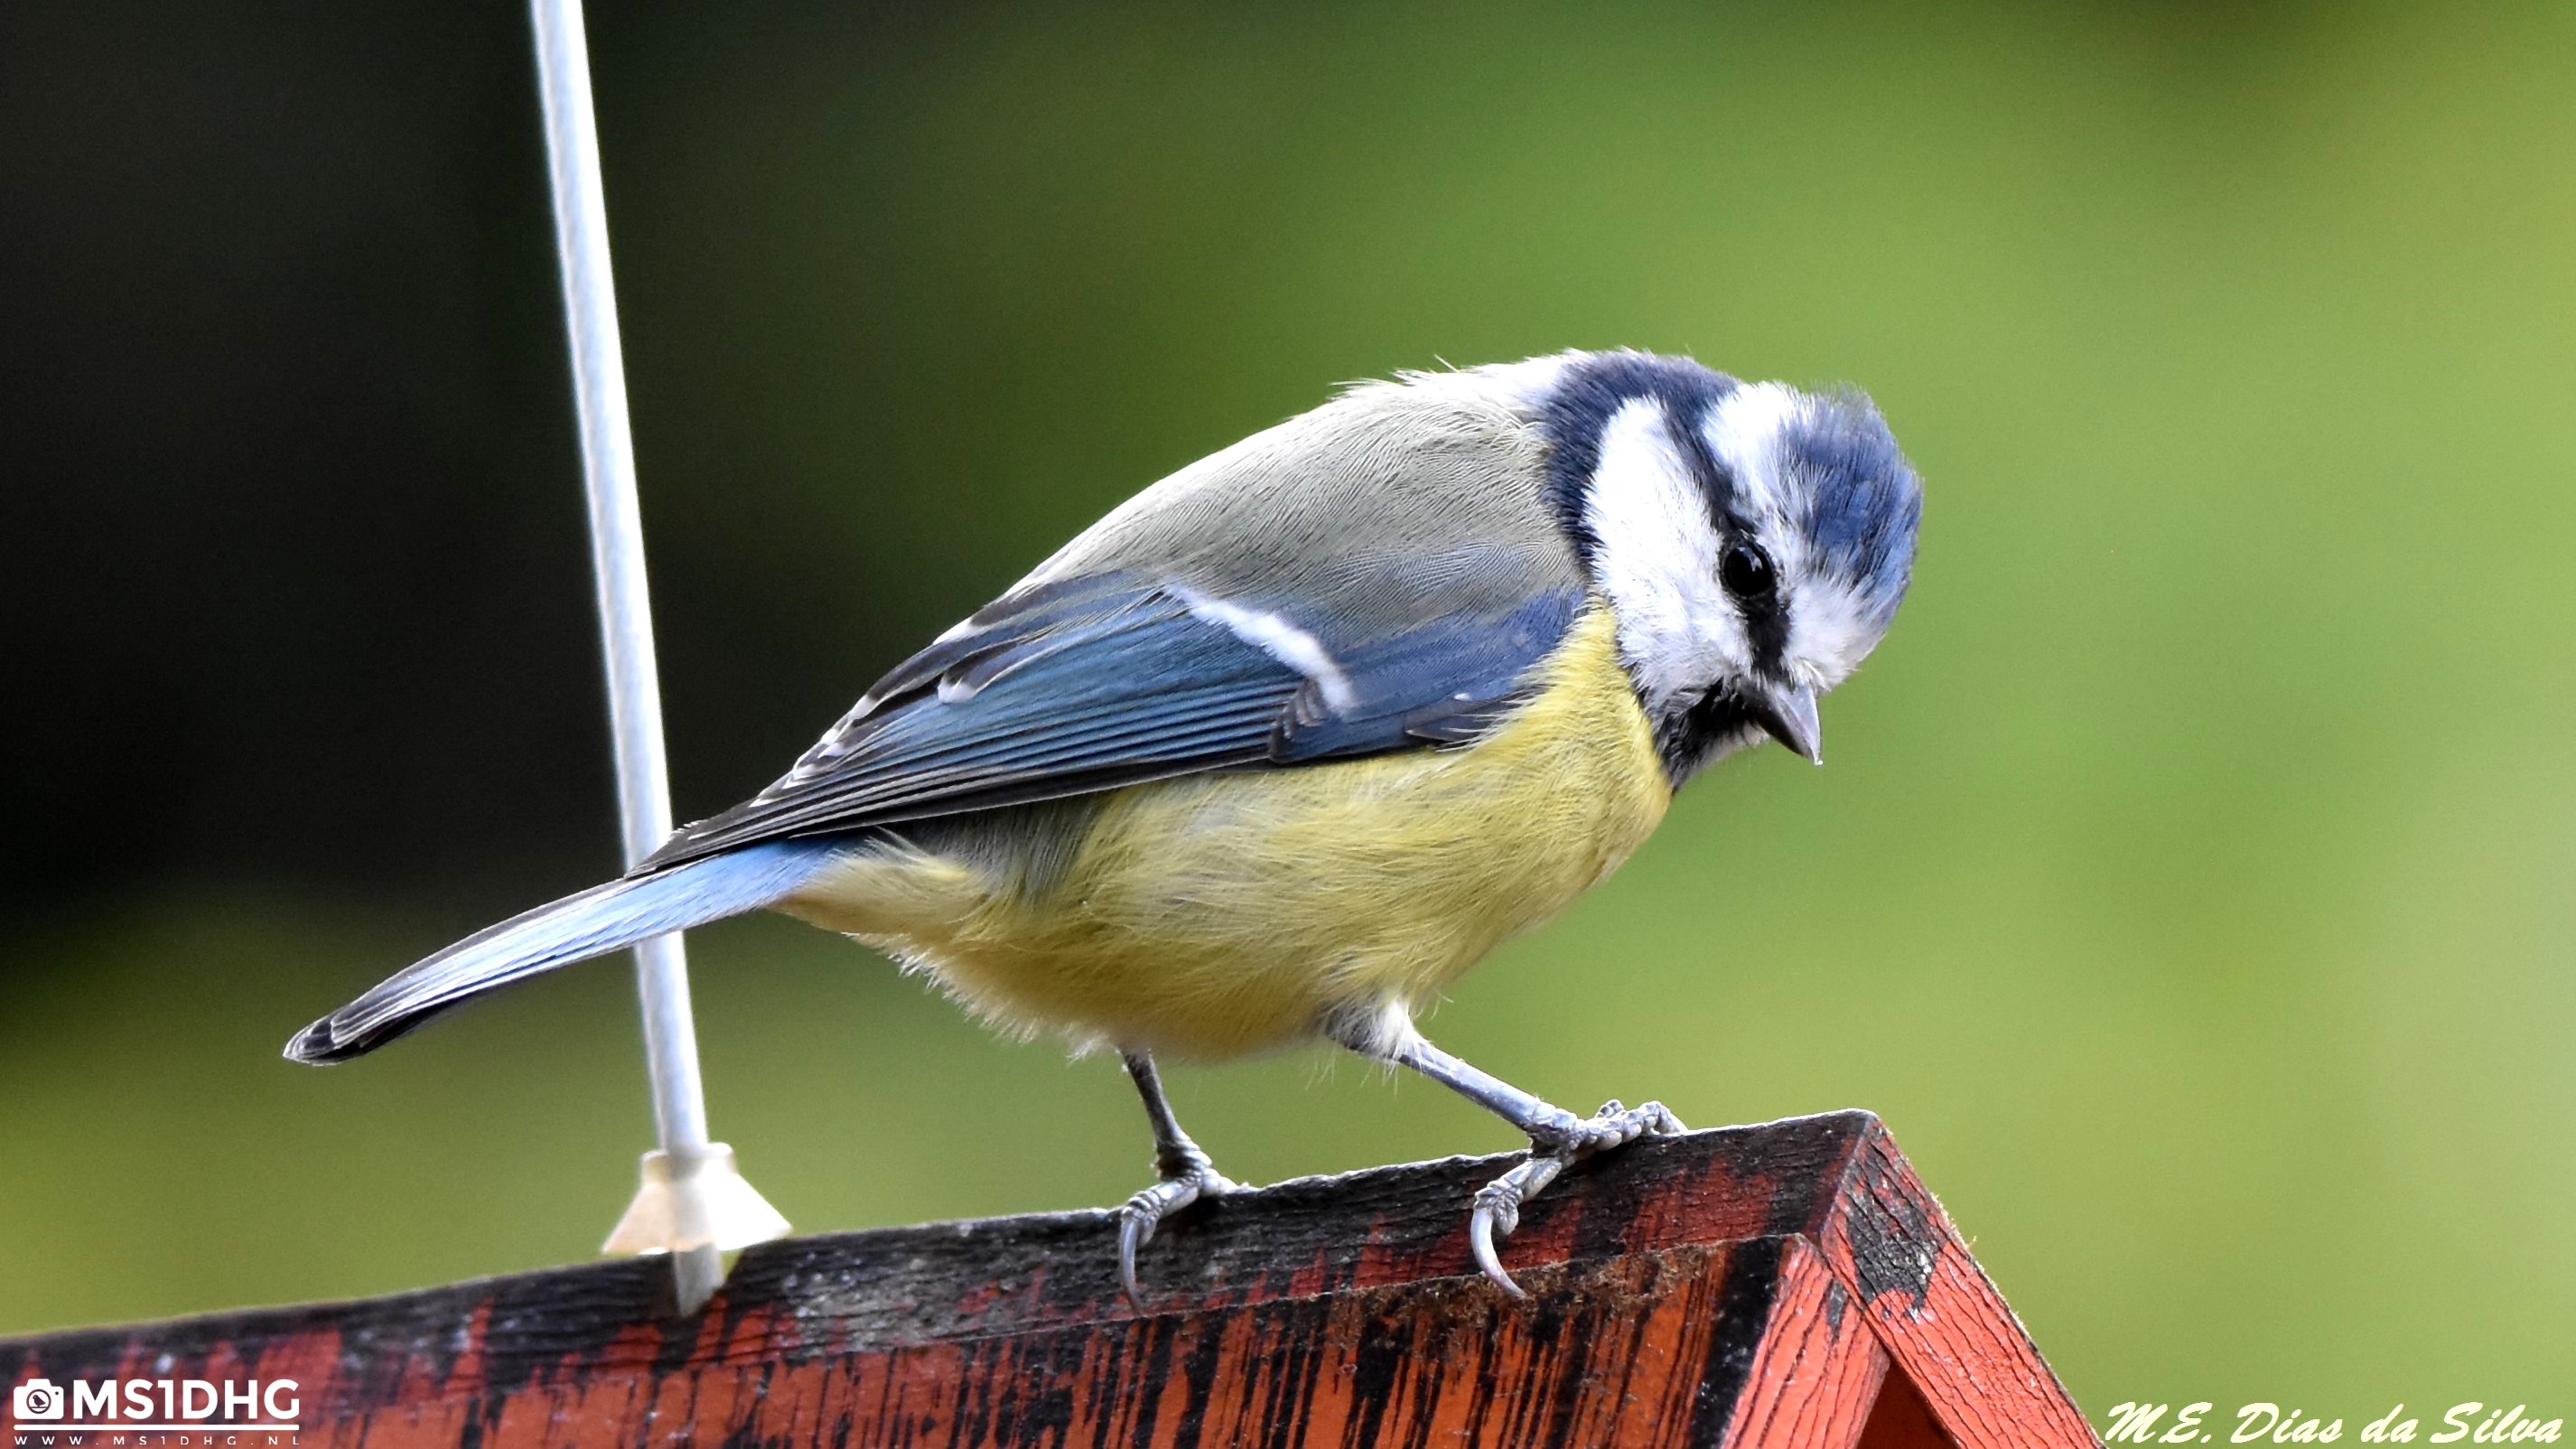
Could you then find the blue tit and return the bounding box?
[286,350,1923,1299]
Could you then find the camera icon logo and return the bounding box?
[13,1379,67,1421]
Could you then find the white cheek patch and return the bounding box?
[1581,400,1740,706]
[1170,584,1358,712]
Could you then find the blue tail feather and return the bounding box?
[284,837,840,1064]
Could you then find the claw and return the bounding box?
[1463,1098,1686,1298]
[1116,1197,1157,1307]
[1465,1154,1563,1295]
[1114,1166,1233,1310]
[1469,1180,1528,1298]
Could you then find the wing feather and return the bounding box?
[640,375,1593,873]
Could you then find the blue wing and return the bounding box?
[640,569,1584,870]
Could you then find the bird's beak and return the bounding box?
[1754,683,1823,764]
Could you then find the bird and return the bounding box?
[285,349,1923,1302]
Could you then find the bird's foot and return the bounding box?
[1469,1098,1685,1297]
[1115,1147,1238,1309]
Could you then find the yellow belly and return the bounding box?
[779,605,1669,1060]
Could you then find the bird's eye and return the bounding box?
[1719,542,1778,600]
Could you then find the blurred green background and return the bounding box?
[4,0,2570,1426]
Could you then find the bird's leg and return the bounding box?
[1344,1026,1685,1298]
[1113,1050,1237,1308]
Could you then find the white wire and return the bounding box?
[527,0,723,1308]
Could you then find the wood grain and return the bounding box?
[2,1110,2095,1447]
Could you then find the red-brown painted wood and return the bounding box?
[1856,1373,1959,1449]
[1720,1237,1894,1448]
[3,1111,2095,1447]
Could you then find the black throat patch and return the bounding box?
[1653,686,1765,786]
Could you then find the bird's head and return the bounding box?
[1532,351,1922,783]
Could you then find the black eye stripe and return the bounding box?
[1721,538,1793,678]
[1535,353,1742,566]
[1664,401,1742,528]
